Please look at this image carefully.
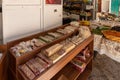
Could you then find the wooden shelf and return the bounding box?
[77,67,92,80]
[51,63,81,80]
[8,24,79,78]
[8,22,94,80]
[17,35,93,80]
[63,0,93,20]
[0,45,8,80]
[52,54,93,80]
[35,35,93,80]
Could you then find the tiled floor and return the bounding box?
[88,54,120,80]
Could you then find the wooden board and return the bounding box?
[0,45,7,80]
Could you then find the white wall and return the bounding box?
[101,0,110,12]
[2,0,43,43]
[43,5,62,31]
[2,0,63,43]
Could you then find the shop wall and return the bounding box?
[2,0,63,43]
[2,5,42,43]
[43,0,63,31]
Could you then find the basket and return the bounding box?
[102,30,120,42]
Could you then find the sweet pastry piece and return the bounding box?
[45,44,63,57]
[56,29,68,34]
[62,41,76,53]
[71,36,84,45]
[65,26,77,32]
[71,58,86,71]
[44,35,55,41]
[64,29,73,33]
[70,21,80,27]
[37,53,53,66]
[26,59,40,76]
[39,36,52,43]
[49,49,65,63]
[11,38,41,57]
[19,64,35,80]
[34,57,48,69]
[47,32,63,38]
[37,39,47,44]
[34,39,47,47]
[31,59,45,73]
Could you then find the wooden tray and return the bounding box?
[102,30,120,42]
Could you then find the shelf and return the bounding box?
[34,35,93,80]
[8,24,80,72]
[14,28,77,65]
[0,45,6,64]
[77,67,92,80]
[52,53,93,80]
[9,22,93,80]
[0,45,7,80]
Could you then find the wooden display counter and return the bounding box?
[0,45,7,80]
[7,23,93,80]
[17,35,93,80]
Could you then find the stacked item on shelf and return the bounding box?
[18,39,77,80]
[70,21,80,27]
[97,12,119,21]
[43,39,76,63]
[69,35,84,45]
[47,32,63,39]
[44,43,65,63]
[10,38,47,57]
[19,55,51,80]
[10,25,77,57]
[61,40,76,54]
[39,35,56,43]
[63,0,93,20]
[71,47,91,72]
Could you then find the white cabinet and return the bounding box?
[3,0,41,5]
[44,5,62,31]
[2,0,63,43]
[3,6,41,43]
[3,0,23,5]
[23,0,41,5]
